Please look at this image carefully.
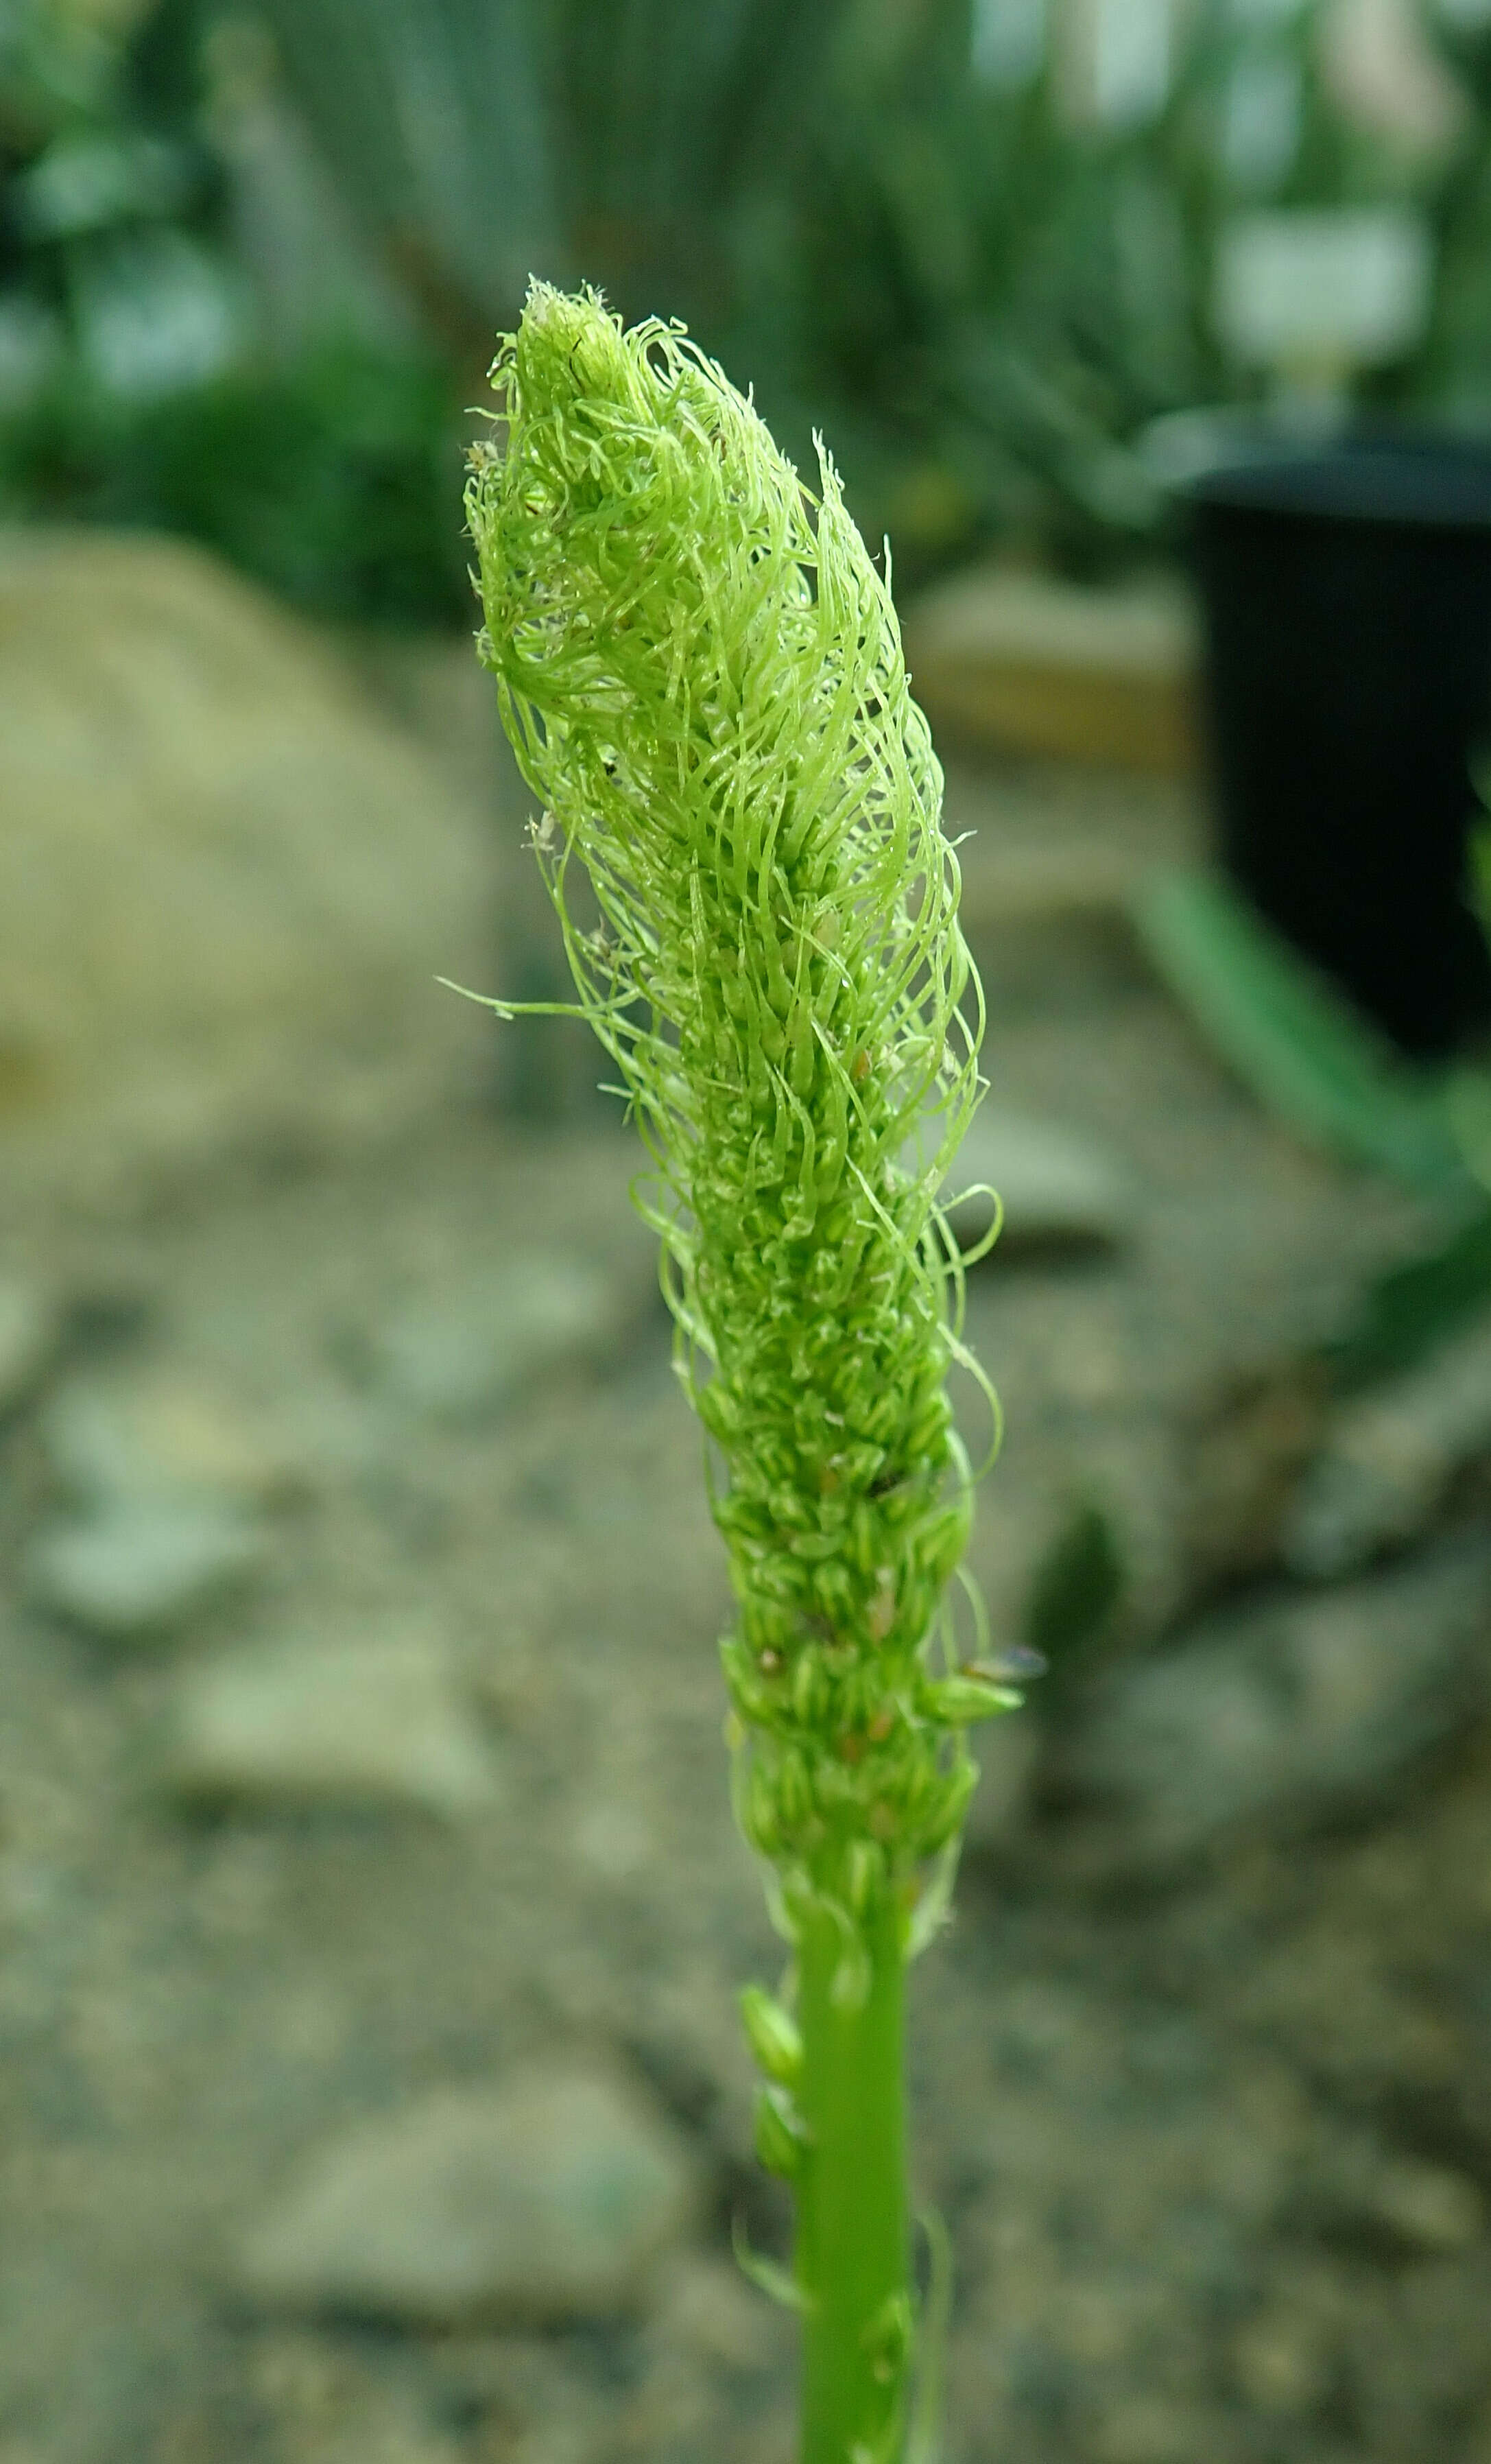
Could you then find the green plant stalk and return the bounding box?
[464,284,1016,2462]
[796,1901,908,2463]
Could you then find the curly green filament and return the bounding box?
[796,1904,909,2464]
[466,282,1013,2463]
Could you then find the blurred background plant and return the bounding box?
[0,0,239,415]
[8,0,1491,616]
[0,0,473,617]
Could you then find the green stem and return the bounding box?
[796,1899,911,2464]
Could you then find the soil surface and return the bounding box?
[2,744,1489,2464]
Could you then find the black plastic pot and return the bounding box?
[1182,432,1491,1057]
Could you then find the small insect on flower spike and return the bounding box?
[466,283,1018,2464]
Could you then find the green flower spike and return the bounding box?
[466,283,1010,2464]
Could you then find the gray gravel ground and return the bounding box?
[2,748,1490,2464]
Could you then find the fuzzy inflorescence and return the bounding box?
[466,285,1006,1956]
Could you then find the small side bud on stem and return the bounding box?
[741,1985,805,2086]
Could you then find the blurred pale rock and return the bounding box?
[1088,2397,1228,2464]
[26,1500,265,1640]
[644,2253,783,2376]
[902,567,1198,774]
[1284,1307,1491,1578]
[944,758,1200,942]
[167,1635,500,1817]
[41,1366,304,1511]
[1231,2301,1337,2417]
[0,531,497,1187]
[366,1253,626,1423]
[0,1278,58,1415]
[1051,1541,1491,1871]
[921,1104,1134,1254]
[237,2063,700,2325]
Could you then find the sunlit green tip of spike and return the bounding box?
[504,279,630,413]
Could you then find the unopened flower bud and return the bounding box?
[754,2083,811,2179]
[922,1673,1022,1727]
[739,1985,804,2085]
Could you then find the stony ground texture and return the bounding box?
[3,552,1491,2464]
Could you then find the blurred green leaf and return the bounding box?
[1469,820,1491,938]
[1132,866,1472,1198]
[253,0,861,353]
[1447,1062,1491,1195]
[1326,1202,1491,1390]
[252,0,560,342]
[0,340,470,624]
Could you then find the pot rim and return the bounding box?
[1146,410,1491,534]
